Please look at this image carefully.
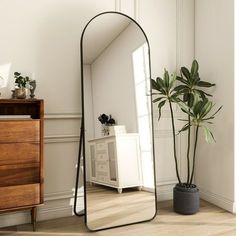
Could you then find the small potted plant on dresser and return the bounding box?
[151,60,222,214]
[14,72,30,99]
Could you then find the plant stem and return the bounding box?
[186,112,191,185]
[169,100,182,185]
[189,125,199,185]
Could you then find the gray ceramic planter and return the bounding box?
[173,184,199,215]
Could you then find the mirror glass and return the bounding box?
[82,12,157,230]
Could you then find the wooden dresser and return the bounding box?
[0,99,44,230]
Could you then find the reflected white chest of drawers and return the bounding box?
[88,134,142,193]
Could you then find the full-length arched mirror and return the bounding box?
[78,11,157,231]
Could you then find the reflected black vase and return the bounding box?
[173,184,199,215]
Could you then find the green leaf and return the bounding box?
[156,77,166,94]
[183,93,189,102]
[181,67,191,82]
[164,69,170,88]
[206,121,213,124]
[153,97,165,103]
[193,99,207,116]
[191,60,199,77]
[189,93,194,108]
[158,100,166,120]
[209,130,216,142]
[210,105,223,117]
[197,81,216,87]
[202,116,215,121]
[178,119,189,122]
[195,89,212,97]
[169,72,177,88]
[195,89,206,100]
[192,73,200,85]
[151,79,160,91]
[174,84,188,93]
[200,101,213,118]
[179,123,191,133]
[176,76,188,85]
[178,102,194,116]
[203,126,215,143]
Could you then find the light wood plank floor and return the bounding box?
[86,185,156,229]
[1,200,236,236]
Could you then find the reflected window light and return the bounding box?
[132,44,154,189]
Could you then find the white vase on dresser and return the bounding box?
[88,133,142,193]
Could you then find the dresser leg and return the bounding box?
[117,188,122,194]
[31,207,37,231]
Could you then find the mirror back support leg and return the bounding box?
[73,122,85,216]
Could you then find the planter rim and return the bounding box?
[175,183,199,193]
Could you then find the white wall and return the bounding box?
[90,23,146,138]
[195,0,234,212]
[139,0,195,200]
[0,0,195,227]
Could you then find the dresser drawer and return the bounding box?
[96,153,108,161]
[0,143,40,165]
[96,162,108,173]
[0,163,40,187]
[96,142,106,151]
[0,120,40,143]
[0,183,40,210]
[97,175,108,183]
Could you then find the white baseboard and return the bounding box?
[0,193,84,228]
[156,183,175,202]
[199,187,235,213]
[0,211,30,228]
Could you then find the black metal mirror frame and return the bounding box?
[74,11,158,232]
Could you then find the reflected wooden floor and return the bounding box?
[2,200,236,235]
[86,184,156,229]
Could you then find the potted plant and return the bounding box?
[98,113,116,136]
[14,72,30,99]
[151,60,222,214]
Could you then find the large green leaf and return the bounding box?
[178,102,194,116]
[189,93,195,107]
[151,79,160,91]
[174,84,188,93]
[183,93,189,102]
[156,77,166,94]
[153,97,166,103]
[176,76,188,85]
[181,67,191,82]
[195,89,206,100]
[191,60,199,78]
[164,69,170,88]
[195,89,212,97]
[192,72,200,85]
[197,81,215,87]
[193,100,206,116]
[200,101,213,118]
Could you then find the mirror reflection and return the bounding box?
[82,12,156,230]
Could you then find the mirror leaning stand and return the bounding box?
[74,11,158,232]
